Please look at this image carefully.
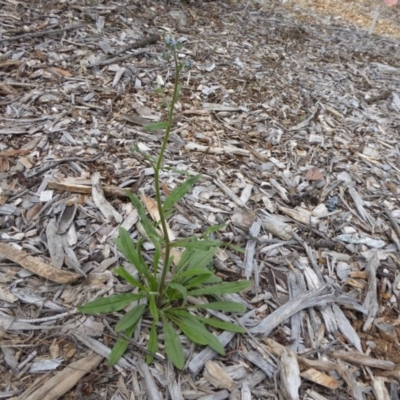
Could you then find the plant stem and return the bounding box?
[156,49,181,304]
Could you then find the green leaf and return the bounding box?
[188,246,217,271]
[145,274,157,293]
[167,282,187,302]
[109,337,129,366]
[108,323,136,366]
[174,246,192,271]
[155,86,165,94]
[172,84,182,103]
[163,318,184,369]
[184,273,217,289]
[125,192,162,251]
[78,293,145,314]
[165,309,191,318]
[188,280,251,296]
[163,208,174,220]
[179,239,224,251]
[114,266,147,292]
[146,321,158,365]
[149,295,158,322]
[174,315,225,355]
[203,224,227,234]
[225,243,245,253]
[193,301,246,313]
[174,245,218,277]
[144,121,169,131]
[196,316,246,333]
[174,268,213,279]
[163,175,201,211]
[173,319,207,346]
[114,229,150,281]
[202,274,222,284]
[136,238,151,277]
[114,229,137,264]
[148,246,161,292]
[115,304,147,332]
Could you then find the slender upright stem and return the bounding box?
[156,50,181,303]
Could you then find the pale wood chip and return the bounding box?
[92,172,123,223]
[185,142,250,156]
[243,218,262,280]
[277,205,319,226]
[371,376,391,400]
[279,347,301,400]
[0,285,18,303]
[168,380,185,400]
[241,381,251,400]
[56,199,77,234]
[197,390,230,400]
[330,350,395,370]
[348,187,375,226]
[305,389,330,400]
[46,218,64,269]
[15,353,103,400]
[362,251,380,331]
[335,359,364,400]
[48,180,130,198]
[203,361,235,392]
[139,362,163,400]
[238,350,275,379]
[260,212,293,241]
[0,243,80,283]
[214,178,248,209]
[331,304,362,351]
[300,368,342,390]
[250,285,364,336]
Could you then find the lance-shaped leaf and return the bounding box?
[149,295,158,322]
[188,280,250,296]
[196,316,246,333]
[125,192,162,251]
[167,282,188,302]
[144,121,169,131]
[114,266,147,291]
[146,321,158,365]
[192,301,246,313]
[114,229,150,281]
[163,175,201,211]
[174,313,225,355]
[109,323,136,366]
[163,318,184,369]
[78,293,145,314]
[115,304,147,332]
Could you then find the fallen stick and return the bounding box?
[0,24,86,43]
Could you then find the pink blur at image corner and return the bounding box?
[384,0,398,6]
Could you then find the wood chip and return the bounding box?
[15,353,103,400]
[204,361,235,391]
[300,368,342,390]
[0,243,80,284]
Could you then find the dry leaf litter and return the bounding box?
[0,0,400,399]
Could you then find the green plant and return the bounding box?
[78,39,250,370]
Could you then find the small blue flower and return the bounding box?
[165,38,180,49]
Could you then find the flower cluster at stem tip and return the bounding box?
[165,37,182,50]
[164,38,192,69]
